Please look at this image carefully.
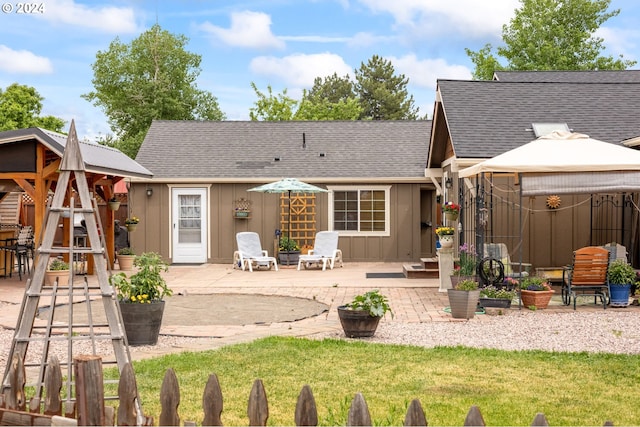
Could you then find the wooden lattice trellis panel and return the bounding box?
[280,194,317,248]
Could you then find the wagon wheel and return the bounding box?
[477,257,505,286]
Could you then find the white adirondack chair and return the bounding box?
[235,232,278,272]
[297,231,342,271]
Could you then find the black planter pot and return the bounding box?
[278,251,301,265]
[119,300,165,346]
[479,297,512,309]
[337,306,381,338]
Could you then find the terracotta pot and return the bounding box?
[45,270,70,287]
[520,289,554,309]
[117,255,135,270]
[337,306,381,338]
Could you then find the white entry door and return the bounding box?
[172,187,207,263]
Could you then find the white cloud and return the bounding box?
[38,0,138,33]
[388,54,472,89]
[357,0,518,39]
[200,11,285,50]
[0,45,53,74]
[597,26,640,61]
[250,52,352,87]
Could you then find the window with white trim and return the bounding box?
[328,186,391,236]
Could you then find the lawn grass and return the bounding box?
[115,337,640,426]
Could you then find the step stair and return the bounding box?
[402,257,440,279]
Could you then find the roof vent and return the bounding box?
[302,132,306,149]
[531,123,570,137]
[274,156,280,161]
[319,152,326,157]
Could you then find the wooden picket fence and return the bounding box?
[0,354,615,426]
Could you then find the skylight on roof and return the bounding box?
[531,123,570,137]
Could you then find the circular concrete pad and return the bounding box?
[42,294,329,326]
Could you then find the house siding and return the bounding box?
[128,182,431,264]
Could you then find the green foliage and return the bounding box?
[294,73,362,120]
[355,55,419,119]
[48,258,69,271]
[278,236,300,251]
[454,279,478,291]
[249,82,297,121]
[479,285,516,299]
[110,252,171,303]
[466,0,635,80]
[83,24,225,158]
[120,337,640,426]
[117,247,135,255]
[344,290,393,318]
[520,276,552,291]
[453,243,477,276]
[607,259,636,285]
[0,83,65,132]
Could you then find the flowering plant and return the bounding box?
[452,243,476,276]
[109,252,171,303]
[435,226,455,236]
[443,202,460,213]
[125,216,140,225]
[480,285,516,299]
[520,276,552,291]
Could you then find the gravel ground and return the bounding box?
[2,311,639,370]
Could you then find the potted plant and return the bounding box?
[450,243,477,287]
[45,258,70,287]
[108,196,120,211]
[278,235,300,266]
[447,278,480,319]
[337,290,393,338]
[109,252,171,345]
[519,276,554,309]
[124,216,139,232]
[442,201,460,221]
[607,259,636,307]
[116,247,135,271]
[479,285,516,308]
[435,226,455,249]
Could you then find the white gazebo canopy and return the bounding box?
[458,131,640,196]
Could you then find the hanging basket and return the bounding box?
[126,224,137,232]
[444,211,459,221]
[108,201,121,211]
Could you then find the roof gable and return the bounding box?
[136,120,432,181]
[435,79,640,160]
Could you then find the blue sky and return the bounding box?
[1,0,639,141]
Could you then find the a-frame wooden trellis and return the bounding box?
[0,120,143,422]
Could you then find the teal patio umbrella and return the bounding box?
[247,178,328,243]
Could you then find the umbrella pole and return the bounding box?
[288,190,292,242]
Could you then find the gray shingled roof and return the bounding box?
[493,70,640,83]
[0,127,153,178]
[437,79,640,159]
[136,120,431,180]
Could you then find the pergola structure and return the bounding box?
[0,126,152,269]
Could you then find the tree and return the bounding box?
[0,83,65,132]
[248,83,297,121]
[294,73,362,120]
[83,24,225,158]
[354,55,419,120]
[466,0,636,80]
